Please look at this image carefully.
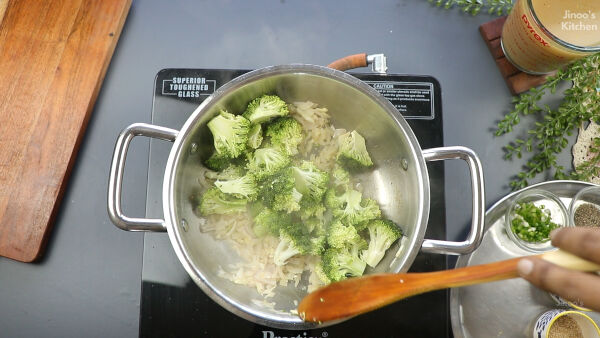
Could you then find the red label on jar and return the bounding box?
[522,14,549,46]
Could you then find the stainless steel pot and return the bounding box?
[108,64,485,329]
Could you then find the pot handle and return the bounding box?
[328,53,388,74]
[421,146,485,255]
[108,123,178,232]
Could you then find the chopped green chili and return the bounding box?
[510,202,559,243]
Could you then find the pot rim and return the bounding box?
[161,64,430,328]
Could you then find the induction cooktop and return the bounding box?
[140,68,449,338]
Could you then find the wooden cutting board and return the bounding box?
[0,0,131,262]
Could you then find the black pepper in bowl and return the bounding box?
[574,203,600,227]
[548,315,583,338]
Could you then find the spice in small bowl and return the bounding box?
[532,309,600,338]
[549,314,583,338]
[570,186,600,228]
[505,189,569,252]
[573,203,600,227]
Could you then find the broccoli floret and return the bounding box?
[321,247,367,282]
[297,197,326,220]
[326,219,368,263]
[351,197,381,229]
[204,152,231,171]
[308,232,327,256]
[214,173,257,200]
[204,164,245,180]
[274,223,311,265]
[291,161,329,201]
[324,188,344,209]
[315,261,332,284]
[242,95,289,124]
[326,219,362,249]
[260,169,303,213]
[274,187,303,213]
[352,198,381,231]
[198,187,247,215]
[246,147,290,180]
[252,208,291,237]
[207,110,250,158]
[247,202,265,218]
[303,217,325,234]
[336,130,373,169]
[361,219,403,267]
[331,164,350,188]
[325,188,381,227]
[266,117,303,155]
[247,124,263,149]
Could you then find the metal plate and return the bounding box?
[451,180,600,338]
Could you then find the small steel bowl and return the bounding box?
[569,185,600,228]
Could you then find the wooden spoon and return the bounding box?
[297,249,600,323]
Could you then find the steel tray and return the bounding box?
[450,180,600,337]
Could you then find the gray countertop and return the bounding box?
[0,0,571,336]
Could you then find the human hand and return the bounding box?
[517,227,600,311]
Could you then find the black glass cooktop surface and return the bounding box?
[141,68,449,338]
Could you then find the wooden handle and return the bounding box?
[327,53,368,71]
[298,257,521,322]
[541,250,600,271]
[298,249,600,323]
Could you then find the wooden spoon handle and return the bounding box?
[298,250,600,323]
[540,249,600,271]
[418,249,600,293]
[327,53,367,71]
[298,257,522,322]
